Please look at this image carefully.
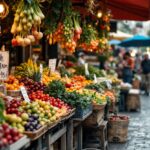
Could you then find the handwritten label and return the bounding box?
[0,51,9,80]
[49,59,57,72]
[84,63,89,76]
[94,74,98,83]
[20,86,30,103]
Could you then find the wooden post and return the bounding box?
[67,120,73,150]
[61,133,66,150]
[77,124,82,150]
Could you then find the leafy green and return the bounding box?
[45,80,66,99]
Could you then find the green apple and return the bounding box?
[21,113,29,121]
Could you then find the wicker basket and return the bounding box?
[108,116,129,143]
[132,80,140,89]
[24,125,47,141]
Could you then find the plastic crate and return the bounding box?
[74,104,92,119]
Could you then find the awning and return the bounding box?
[107,0,150,21]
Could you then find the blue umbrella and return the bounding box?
[109,39,121,45]
[119,35,150,47]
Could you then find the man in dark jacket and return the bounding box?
[141,54,150,96]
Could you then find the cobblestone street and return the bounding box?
[109,95,150,150]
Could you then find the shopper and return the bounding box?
[78,52,86,65]
[134,53,142,74]
[122,52,134,83]
[141,54,150,96]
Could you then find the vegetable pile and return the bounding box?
[11,0,44,47]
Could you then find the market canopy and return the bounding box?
[119,35,150,47]
[72,0,150,21]
[106,0,150,21]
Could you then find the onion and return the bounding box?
[17,23,23,32]
[22,18,27,24]
[27,22,32,28]
[24,38,31,45]
[14,15,19,22]
[27,35,35,43]
[36,32,43,40]
[17,37,24,46]
[11,23,17,34]
[32,30,39,37]
[23,25,28,31]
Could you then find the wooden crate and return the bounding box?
[24,125,47,141]
[126,89,141,111]
[84,104,106,127]
[108,118,129,143]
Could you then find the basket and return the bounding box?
[132,79,140,89]
[24,125,46,141]
[7,90,21,97]
[74,104,92,120]
[108,116,129,143]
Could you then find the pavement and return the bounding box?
[109,95,150,150]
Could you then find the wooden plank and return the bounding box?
[49,126,67,145]
[77,124,82,150]
[61,133,66,150]
[67,120,73,150]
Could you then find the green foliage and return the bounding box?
[45,80,66,99]
[62,91,92,109]
[59,66,73,77]
[74,65,106,80]
[85,82,107,92]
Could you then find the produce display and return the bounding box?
[11,0,44,47]
[0,123,23,148]
[109,115,129,121]
[104,90,116,103]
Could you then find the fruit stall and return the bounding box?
[0,0,130,150]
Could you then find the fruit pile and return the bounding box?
[24,114,42,132]
[5,98,22,116]
[18,78,46,94]
[5,76,24,90]
[104,91,116,103]
[109,115,129,121]
[29,91,71,110]
[21,100,57,126]
[0,123,23,148]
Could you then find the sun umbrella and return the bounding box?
[109,39,121,45]
[119,35,150,47]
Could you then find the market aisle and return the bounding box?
[109,95,150,150]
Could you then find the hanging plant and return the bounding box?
[11,0,45,47]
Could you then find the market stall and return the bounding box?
[0,0,132,150]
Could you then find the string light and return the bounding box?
[0,4,4,13]
[97,10,103,18]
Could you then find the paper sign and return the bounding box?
[94,74,98,83]
[0,51,9,80]
[20,86,30,103]
[106,81,112,89]
[58,59,62,67]
[84,63,89,76]
[39,64,43,82]
[49,59,57,72]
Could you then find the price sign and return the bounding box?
[0,51,9,80]
[39,64,43,82]
[49,59,57,72]
[20,86,30,103]
[94,74,98,83]
[84,63,89,76]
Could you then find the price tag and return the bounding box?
[84,63,89,76]
[20,86,30,103]
[106,81,112,89]
[49,59,57,72]
[0,51,9,80]
[94,74,98,83]
[58,59,62,67]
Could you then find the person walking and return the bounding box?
[122,52,134,83]
[141,54,150,96]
